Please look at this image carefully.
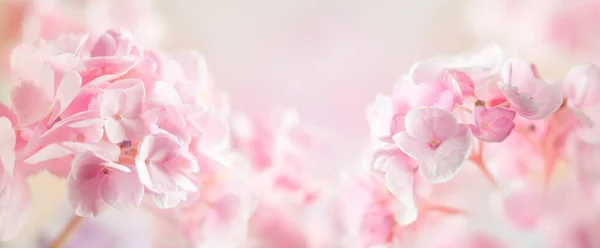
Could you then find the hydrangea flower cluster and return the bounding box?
[0,29,228,243]
[365,43,600,247]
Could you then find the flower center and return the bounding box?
[113,114,122,120]
[101,167,110,175]
[481,122,489,129]
[117,140,140,165]
[429,140,441,149]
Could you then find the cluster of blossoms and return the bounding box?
[0,29,229,243]
[365,43,600,247]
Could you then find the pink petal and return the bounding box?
[99,168,144,209]
[393,132,434,163]
[90,32,118,57]
[434,90,456,111]
[61,142,122,163]
[144,163,177,193]
[0,170,31,241]
[0,118,15,177]
[497,83,539,118]
[529,82,563,119]
[112,80,145,118]
[404,107,457,141]
[119,118,147,141]
[81,57,137,86]
[70,152,113,181]
[424,124,472,183]
[135,156,153,186]
[501,58,537,88]
[24,144,74,165]
[10,82,50,126]
[35,63,55,101]
[105,117,126,143]
[137,134,155,162]
[67,175,108,217]
[99,90,123,119]
[49,70,82,122]
[412,82,446,107]
[165,150,199,174]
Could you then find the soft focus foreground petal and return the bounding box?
[404,107,457,141]
[423,124,472,183]
[0,170,31,241]
[0,118,16,176]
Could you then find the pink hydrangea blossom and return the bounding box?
[67,151,144,217]
[469,101,516,142]
[393,107,473,183]
[498,58,563,120]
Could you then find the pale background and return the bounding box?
[0,0,571,246]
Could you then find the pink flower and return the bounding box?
[91,79,147,143]
[393,107,472,183]
[498,58,563,119]
[67,151,144,217]
[135,133,199,208]
[469,102,516,142]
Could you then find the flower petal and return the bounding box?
[105,118,126,143]
[10,82,50,126]
[99,168,144,209]
[404,107,457,141]
[49,70,82,122]
[67,175,108,217]
[393,132,433,163]
[422,124,472,183]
